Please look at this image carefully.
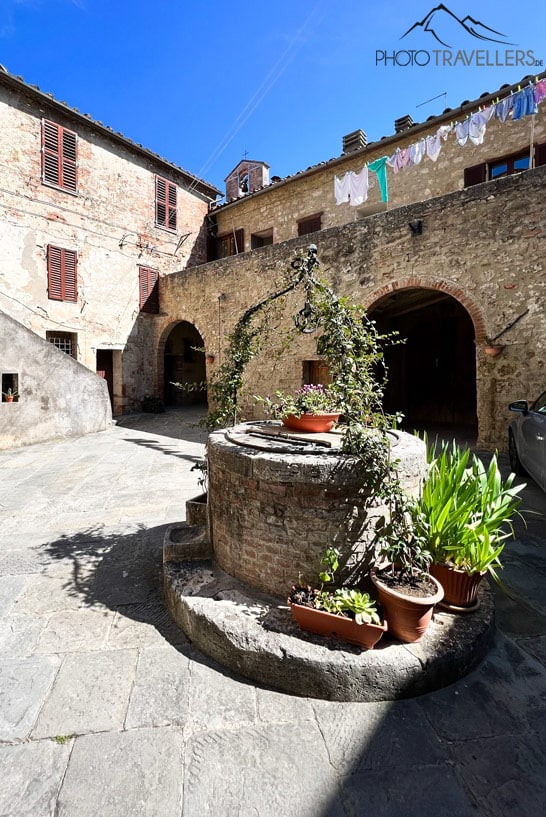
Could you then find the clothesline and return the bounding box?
[334,77,546,206]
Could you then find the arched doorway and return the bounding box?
[163,321,207,407]
[368,288,477,435]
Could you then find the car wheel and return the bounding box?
[509,430,526,475]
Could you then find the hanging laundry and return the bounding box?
[534,79,546,105]
[386,147,411,173]
[494,94,515,123]
[468,106,494,146]
[512,85,538,120]
[349,167,369,206]
[426,124,452,161]
[368,157,388,202]
[409,138,426,166]
[334,173,351,205]
[455,118,471,147]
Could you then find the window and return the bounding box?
[155,176,177,230]
[298,214,322,237]
[42,120,77,192]
[47,246,77,302]
[464,142,546,187]
[46,331,77,359]
[139,266,159,314]
[2,373,19,402]
[251,229,273,249]
[217,229,244,258]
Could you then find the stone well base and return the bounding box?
[163,522,495,702]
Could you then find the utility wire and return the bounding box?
[188,2,325,193]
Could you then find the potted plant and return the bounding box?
[413,441,524,610]
[370,489,444,643]
[256,384,341,433]
[2,388,18,403]
[288,547,387,649]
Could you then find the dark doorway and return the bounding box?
[369,289,477,434]
[96,350,113,408]
[163,322,207,407]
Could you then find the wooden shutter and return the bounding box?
[47,246,77,302]
[534,141,546,167]
[139,266,159,313]
[155,176,177,230]
[464,163,487,187]
[42,120,77,192]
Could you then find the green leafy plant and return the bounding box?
[291,545,381,626]
[256,384,340,419]
[413,440,525,582]
[2,388,18,398]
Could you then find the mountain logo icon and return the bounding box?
[401,4,516,48]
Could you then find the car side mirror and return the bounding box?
[509,400,529,413]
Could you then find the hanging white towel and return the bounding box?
[349,167,369,206]
[334,173,351,205]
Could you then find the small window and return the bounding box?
[139,266,159,314]
[42,119,77,192]
[46,331,77,359]
[465,146,541,188]
[251,229,273,249]
[2,373,19,402]
[298,214,322,237]
[155,176,177,230]
[47,245,78,302]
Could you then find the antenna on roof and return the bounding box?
[416,91,447,109]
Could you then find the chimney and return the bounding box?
[342,129,367,154]
[394,115,414,133]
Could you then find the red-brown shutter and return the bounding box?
[464,163,487,187]
[139,266,159,313]
[42,120,77,192]
[47,246,77,302]
[155,177,177,230]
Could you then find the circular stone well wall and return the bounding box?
[207,425,427,597]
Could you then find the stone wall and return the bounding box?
[0,311,112,449]
[159,166,546,452]
[212,84,546,249]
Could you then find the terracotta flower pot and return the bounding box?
[370,569,444,643]
[282,413,340,433]
[484,345,504,357]
[430,562,485,610]
[5,395,14,402]
[288,600,386,649]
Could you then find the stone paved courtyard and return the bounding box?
[0,408,545,817]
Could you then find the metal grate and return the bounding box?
[47,332,74,357]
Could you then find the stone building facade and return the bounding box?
[158,163,546,452]
[0,68,219,416]
[1,65,545,453]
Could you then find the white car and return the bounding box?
[509,391,546,493]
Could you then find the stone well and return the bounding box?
[163,422,495,701]
[207,423,427,597]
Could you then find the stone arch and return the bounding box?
[158,320,208,407]
[362,277,487,343]
[364,278,485,437]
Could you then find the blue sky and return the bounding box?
[1,1,544,195]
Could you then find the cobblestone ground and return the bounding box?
[0,409,545,817]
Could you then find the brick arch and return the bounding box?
[362,278,487,342]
